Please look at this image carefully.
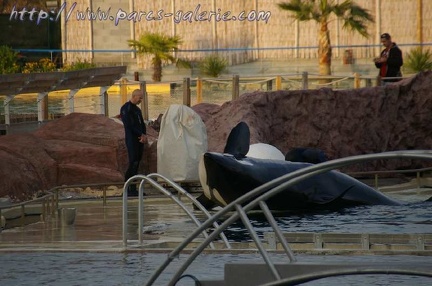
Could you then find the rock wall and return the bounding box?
[1,72,432,201]
[0,113,157,201]
[193,71,432,172]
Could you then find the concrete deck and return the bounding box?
[1,189,431,255]
[0,196,210,252]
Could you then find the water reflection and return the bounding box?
[0,87,233,121]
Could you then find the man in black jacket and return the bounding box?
[374,33,403,84]
[120,89,147,196]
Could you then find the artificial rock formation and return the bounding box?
[193,71,432,172]
[1,71,432,201]
[0,113,157,201]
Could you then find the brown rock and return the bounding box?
[0,134,57,200]
[197,72,432,172]
[0,113,157,201]
[191,103,221,124]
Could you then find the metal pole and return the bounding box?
[68,89,78,114]
[37,92,48,123]
[183,78,191,106]
[276,76,282,90]
[196,78,203,103]
[302,71,308,90]
[99,86,109,116]
[232,75,240,100]
[4,96,13,127]
[354,73,360,89]
[140,81,149,121]
[120,78,128,104]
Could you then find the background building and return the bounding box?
[1,1,431,76]
[61,0,431,68]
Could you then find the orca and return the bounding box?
[248,143,285,160]
[197,122,402,211]
[285,147,328,164]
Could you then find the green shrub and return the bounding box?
[62,59,96,71]
[199,55,228,77]
[404,47,432,73]
[0,45,19,74]
[22,58,57,73]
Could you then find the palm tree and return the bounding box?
[404,47,432,74]
[128,32,185,82]
[278,0,374,76]
[199,55,228,77]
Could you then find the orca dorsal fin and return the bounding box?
[223,121,250,158]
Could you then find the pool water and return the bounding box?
[0,191,431,285]
[0,252,431,286]
[223,201,432,241]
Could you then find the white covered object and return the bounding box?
[247,143,285,160]
[157,104,208,181]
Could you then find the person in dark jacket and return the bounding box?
[120,89,147,196]
[374,33,403,84]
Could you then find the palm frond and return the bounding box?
[176,59,192,69]
[278,0,374,76]
[338,3,374,37]
[199,55,228,77]
[405,48,432,73]
[128,32,184,82]
[278,0,316,21]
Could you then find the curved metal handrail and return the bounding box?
[122,175,216,248]
[144,150,432,286]
[122,174,231,249]
[146,173,231,248]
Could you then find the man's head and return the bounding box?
[380,33,392,48]
[130,89,143,105]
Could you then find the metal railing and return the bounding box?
[145,150,432,286]
[0,190,58,229]
[0,182,131,230]
[121,173,231,249]
[348,166,432,190]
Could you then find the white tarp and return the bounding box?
[157,104,208,181]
